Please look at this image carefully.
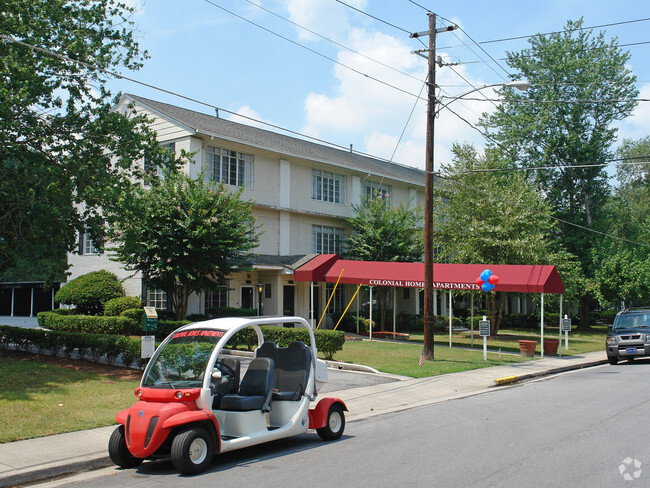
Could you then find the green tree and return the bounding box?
[592,136,650,307]
[0,0,177,278]
[436,144,581,334]
[55,270,124,315]
[344,190,423,330]
[480,19,638,326]
[108,170,260,320]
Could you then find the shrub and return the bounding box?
[104,296,142,317]
[38,311,136,335]
[55,270,124,315]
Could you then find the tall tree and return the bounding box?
[344,190,423,330]
[593,136,650,307]
[0,0,176,279]
[108,170,260,320]
[480,19,638,326]
[436,143,582,334]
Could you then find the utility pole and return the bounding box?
[412,13,457,361]
[422,12,436,361]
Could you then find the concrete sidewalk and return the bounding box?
[0,351,607,487]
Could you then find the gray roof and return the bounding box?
[124,94,425,187]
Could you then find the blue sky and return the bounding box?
[113,0,650,171]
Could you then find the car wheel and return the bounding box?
[317,404,345,441]
[108,425,143,469]
[608,356,618,365]
[171,427,214,474]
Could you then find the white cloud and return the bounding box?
[226,105,274,130]
[616,82,650,142]
[285,0,368,41]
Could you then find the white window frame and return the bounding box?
[148,289,168,311]
[326,283,346,313]
[206,146,254,188]
[363,181,391,201]
[312,225,344,254]
[311,169,345,204]
[205,284,229,310]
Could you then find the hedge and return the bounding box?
[3,321,345,364]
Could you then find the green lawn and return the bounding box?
[0,352,140,443]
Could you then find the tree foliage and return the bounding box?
[108,170,260,320]
[0,0,177,278]
[592,136,650,307]
[344,190,423,330]
[55,270,124,315]
[436,144,582,333]
[480,19,638,324]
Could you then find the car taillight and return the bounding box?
[135,388,142,398]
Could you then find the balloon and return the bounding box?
[481,282,495,292]
[480,269,492,282]
[475,277,484,286]
[488,274,499,285]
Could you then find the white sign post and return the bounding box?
[141,335,155,359]
[479,316,490,361]
[562,315,571,351]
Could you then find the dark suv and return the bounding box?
[606,308,650,365]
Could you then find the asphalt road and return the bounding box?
[35,361,650,487]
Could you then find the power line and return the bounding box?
[451,156,650,175]
[439,172,650,248]
[243,0,425,84]
[334,0,413,35]
[201,0,424,101]
[0,34,416,168]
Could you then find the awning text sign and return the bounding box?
[368,279,480,290]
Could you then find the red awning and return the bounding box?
[293,254,341,283]
[295,257,564,294]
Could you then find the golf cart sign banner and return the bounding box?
[367,279,480,290]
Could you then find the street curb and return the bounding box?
[0,455,113,488]
[492,358,608,386]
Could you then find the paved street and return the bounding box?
[33,360,649,488]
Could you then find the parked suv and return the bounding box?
[606,308,650,365]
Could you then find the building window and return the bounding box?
[312,170,345,204]
[363,181,391,200]
[144,142,174,186]
[148,289,168,310]
[312,225,344,254]
[403,288,410,300]
[206,146,253,188]
[205,284,228,310]
[78,225,103,255]
[264,284,272,299]
[326,283,346,313]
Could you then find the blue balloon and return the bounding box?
[482,282,495,292]
[480,269,492,282]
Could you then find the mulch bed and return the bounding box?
[0,349,142,380]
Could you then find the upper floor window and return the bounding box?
[206,146,253,188]
[312,225,344,254]
[144,142,175,186]
[312,170,345,204]
[363,181,391,201]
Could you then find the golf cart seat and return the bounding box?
[256,341,312,401]
[211,356,241,409]
[220,358,274,412]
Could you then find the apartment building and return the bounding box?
[66,94,426,322]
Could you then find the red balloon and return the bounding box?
[488,274,499,285]
[476,277,484,286]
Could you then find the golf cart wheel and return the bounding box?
[317,403,345,441]
[608,356,618,365]
[171,427,214,474]
[108,425,143,469]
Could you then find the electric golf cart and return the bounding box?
[108,316,347,474]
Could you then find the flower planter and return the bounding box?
[518,339,537,357]
[543,338,560,356]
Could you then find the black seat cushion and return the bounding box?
[219,358,274,412]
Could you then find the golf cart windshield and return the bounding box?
[142,329,225,389]
[614,312,650,329]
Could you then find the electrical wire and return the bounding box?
[334,0,413,35]
[438,172,650,248]
[201,0,425,101]
[243,0,425,84]
[451,156,650,175]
